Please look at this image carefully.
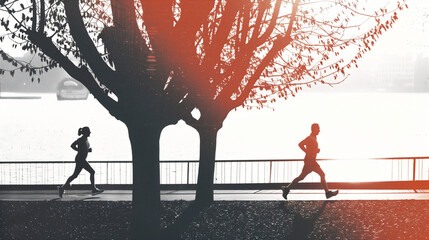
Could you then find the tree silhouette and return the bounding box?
[172,0,407,204]
[1,0,190,238]
[0,0,406,238]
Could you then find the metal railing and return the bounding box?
[0,157,428,186]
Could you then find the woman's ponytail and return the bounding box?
[78,126,90,136]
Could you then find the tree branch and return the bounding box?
[231,0,300,109]
[201,0,242,73]
[248,0,270,43]
[31,0,37,31]
[251,0,282,47]
[239,2,250,47]
[39,0,45,33]
[174,0,214,40]
[63,0,119,93]
[166,1,216,98]
[140,0,174,54]
[108,0,152,79]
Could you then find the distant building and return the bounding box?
[371,54,429,92]
[414,56,429,91]
[345,2,429,93]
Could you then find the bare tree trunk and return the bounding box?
[128,123,163,240]
[195,126,220,205]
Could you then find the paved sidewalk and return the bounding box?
[1,189,429,201]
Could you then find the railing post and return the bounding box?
[187,162,190,185]
[413,158,416,182]
[269,160,272,183]
[106,162,109,185]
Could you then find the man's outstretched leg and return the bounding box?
[314,166,338,199]
[281,168,310,200]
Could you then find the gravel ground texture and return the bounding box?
[0,200,428,240]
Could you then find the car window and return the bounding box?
[63,81,79,87]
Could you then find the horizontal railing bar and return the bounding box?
[0,156,428,164]
[1,181,429,190]
[0,161,132,164]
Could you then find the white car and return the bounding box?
[56,78,89,100]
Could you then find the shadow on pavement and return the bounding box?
[283,201,330,239]
[48,198,62,202]
[81,196,101,201]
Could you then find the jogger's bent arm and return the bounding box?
[71,140,79,151]
[299,138,308,153]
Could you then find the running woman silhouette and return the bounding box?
[58,127,103,197]
[281,123,338,200]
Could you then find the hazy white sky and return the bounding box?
[362,0,428,56]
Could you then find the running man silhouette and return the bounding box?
[58,127,103,197]
[281,123,338,199]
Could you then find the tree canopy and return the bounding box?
[1,0,406,118]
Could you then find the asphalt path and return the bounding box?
[1,189,429,201]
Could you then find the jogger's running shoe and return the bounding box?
[281,186,290,200]
[58,186,65,198]
[325,190,339,199]
[92,188,104,195]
